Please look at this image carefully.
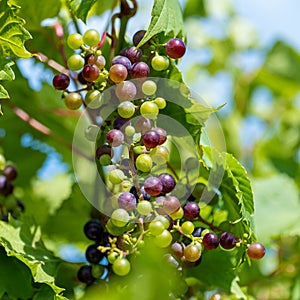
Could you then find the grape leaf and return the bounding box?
[137,0,185,47]
[183,0,206,18]
[0,1,32,58]
[0,218,66,298]
[0,60,15,81]
[0,85,9,99]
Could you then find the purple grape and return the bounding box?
[133,30,146,47]
[85,244,105,264]
[192,227,203,237]
[162,196,181,214]
[134,116,152,133]
[96,145,112,159]
[158,173,176,194]
[52,73,70,90]
[122,46,143,63]
[153,127,167,145]
[84,220,104,241]
[142,130,160,148]
[165,38,186,59]
[202,233,219,250]
[112,55,132,71]
[118,192,137,211]
[113,116,130,130]
[77,265,95,284]
[144,176,163,196]
[183,202,200,220]
[0,175,14,196]
[130,62,150,78]
[219,232,237,250]
[140,186,151,200]
[106,129,124,147]
[82,64,100,82]
[2,165,18,181]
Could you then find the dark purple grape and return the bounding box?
[140,186,151,200]
[153,127,167,145]
[219,232,237,250]
[192,227,203,237]
[113,116,130,130]
[132,30,146,47]
[144,176,163,196]
[142,130,160,148]
[112,55,132,71]
[2,165,18,181]
[84,220,104,241]
[0,175,14,196]
[85,244,105,264]
[122,46,142,63]
[158,173,176,194]
[129,186,139,200]
[130,62,150,79]
[77,71,89,85]
[134,117,152,133]
[165,38,186,59]
[82,64,100,82]
[106,129,124,147]
[77,265,95,284]
[16,200,25,212]
[183,202,200,220]
[96,145,112,159]
[202,233,219,250]
[162,196,181,214]
[52,73,70,90]
[118,192,137,211]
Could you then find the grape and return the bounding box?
[83,29,100,46]
[140,101,159,119]
[130,62,150,78]
[85,90,102,107]
[158,173,176,194]
[142,80,157,95]
[112,257,131,276]
[67,33,83,50]
[122,46,142,63]
[154,229,173,248]
[134,116,152,133]
[82,64,100,82]
[165,38,186,59]
[99,154,111,166]
[16,200,25,212]
[96,145,112,160]
[77,72,89,85]
[247,242,266,260]
[109,64,128,83]
[115,81,137,101]
[77,265,95,284]
[202,233,219,250]
[154,97,167,109]
[183,202,200,220]
[149,220,165,236]
[132,30,146,46]
[142,130,160,148]
[113,116,129,131]
[154,215,171,229]
[84,219,104,241]
[109,169,125,184]
[112,56,132,71]
[125,125,135,137]
[64,92,82,110]
[85,244,105,264]
[137,200,153,215]
[135,154,152,172]
[153,127,167,145]
[52,73,70,90]
[118,101,135,118]
[170,207,184,220]
[118,192,137,211]
[111,208,130,227]
[140,186,151,200]
[181,221,195,235]
[171,242,184,258]
[219,232,237,250]
[151,55,169,71]
[87,54,106,69]
[162,196,181,215]
[2,165,18,181]
[106,129,124,147]
[91,264,105,278]
[108,251,119,264]
[144,176,163,196]
[0,154,5,170]
[150,146,169,164]
[183,244,201,262]
[164,253,179,268]
[67,54,84,71]
[192,227,203,237]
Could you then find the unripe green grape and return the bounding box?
[118,101,135,118]
[154,97,166,109]
[64,92,82,110]
[125,125,135,137]
[108,251,119,264]
[181,221,195,235]
[85,90,102,107]
[142,80,157,96]
[67,54,84,71]
[140,101,159,119]
[111,208,130,227]
[154,215,170,229]
[150,145,169,164]
[112,258,131,276]
[151,55,169,71]
[83,29,100,47]
[135,154,152,172]
[170,207,184,220]
[92,264,105,278]
[133,146,145,155]
[109,169,125,184]
[67,33,83,49]
[149,220,165,236]
[137,200,153,215]
[154,229,173,248]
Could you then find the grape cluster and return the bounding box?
[0,160,25,221]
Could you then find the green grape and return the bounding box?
[67,33,83,49]
[150,145,169,164]
[118,101,135,118]
[181,221,195,235]
[137,200,153,215]
[154,97,166,109]
[108,251,119,264]
[142,80,157,96]
[125,125,135,137]
[99,154,111,166]
[67,54,84,71]
[112,257,131,276]
[140,101,159,119]
[64,92,82,110]
[85,90,102,107]
[92,264,105,278]
[154,215,170,229]
[0,154,5,170]
[111,208,130,227]
[149,220,165,236]
[154,229,173,248]
[170,207,184,220]
[83,29,100,46]
[151,55,169,71]
[109,169,125,184]
[135,153,152,172]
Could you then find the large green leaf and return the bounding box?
[0,218,66,298]
[137,0,185,47]
[0,0,32,58]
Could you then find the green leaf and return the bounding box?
[0,247,34,299]
[137,0,185,47]
[183,0,206,18]
[0,60,15,81]
[0,218,65,298]
[0,1,32,58]
[0,84,9,99]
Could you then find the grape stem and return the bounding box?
[197,215,224,233]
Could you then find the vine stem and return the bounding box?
[197,215,224,233]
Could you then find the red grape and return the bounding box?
[247,242,266,260]
[52,73,70,90]
[144,176,163,196]
[165,38,186,59]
